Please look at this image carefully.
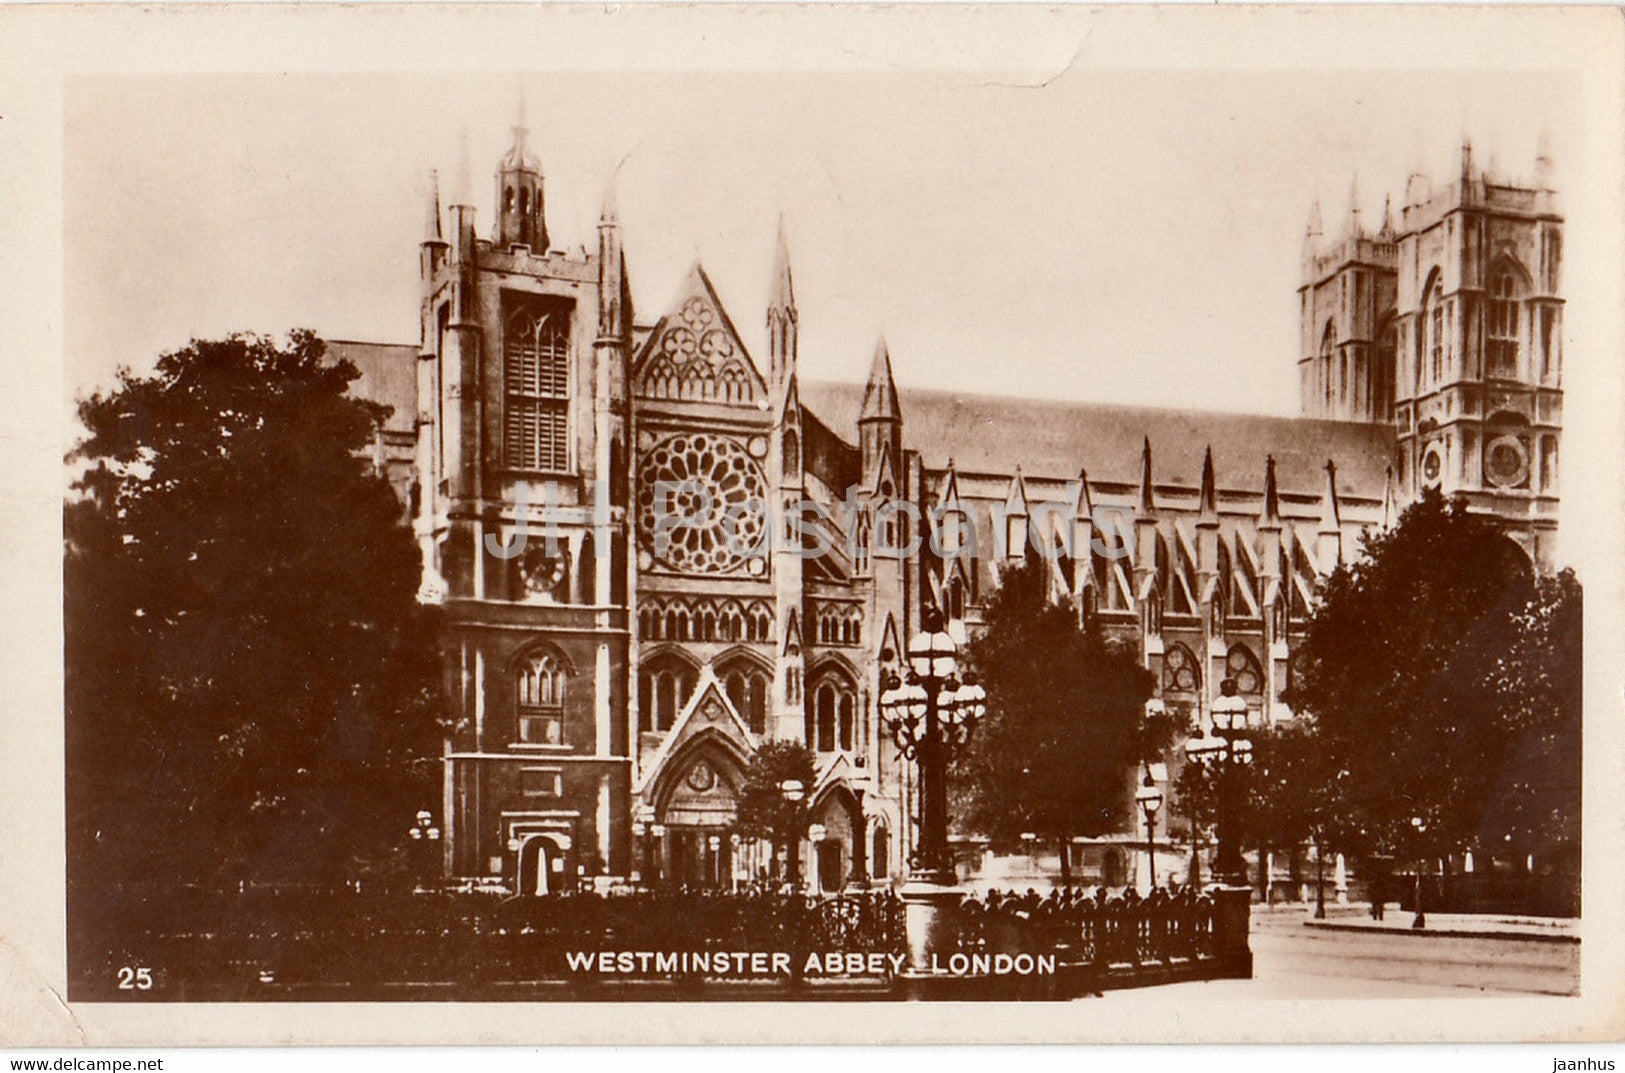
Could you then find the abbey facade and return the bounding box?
[332,124,1562,896]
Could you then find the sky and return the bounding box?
[64,66,1575,417]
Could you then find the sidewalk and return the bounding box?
[1294,905,1578,943]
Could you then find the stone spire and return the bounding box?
[859,337,900,423]
[599,166,618,226]
[422,168,443,243]
[1319,459,1342,531]
[859,337,901,494]
[1535,129,1554,189]
[1348,175,1363,237]
[770,214,795,314]
[452,128,473,208]
[597,169,629,341]
[1317,459,1343,569]
[1138,437,1156,515]
[1198,445,1218,522]
[1259,454,1281,529]
[1302,198,1323,261]
[767,215,798,390]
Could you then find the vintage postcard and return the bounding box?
[2,1,1623,1048]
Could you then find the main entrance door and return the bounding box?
[669,828,732,890]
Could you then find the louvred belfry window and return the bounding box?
[505,307,570,471]
[1487,269,1521,379]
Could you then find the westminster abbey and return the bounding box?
[331,120,1563,896]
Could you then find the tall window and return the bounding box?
[505,307,570,471]
[810,671,858,753]
[1487,269,1521,379]
[1320,322,1336,409]
[639,652,697,734]
[517,651,567,745]
[718,655,771,736]
[1423,279,1445,386]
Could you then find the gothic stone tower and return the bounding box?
[1300,141,1563,569]
[415,115,635,893]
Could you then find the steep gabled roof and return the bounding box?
[325,340,417,434]
[797,381,1396,500]
[632,263,767,404]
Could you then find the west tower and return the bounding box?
[1299,140,1564,568]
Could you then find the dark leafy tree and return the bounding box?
[65,331,445,890]
[1477,569,1582,865]
[1244,718,1355,901]
[957,559,1159,885]
[1283,489,1544,862]
[731,739,817,882]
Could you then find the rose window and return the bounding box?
[636,432,769,575]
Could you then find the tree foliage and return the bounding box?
[1284,489,1578,861]
[731,739,817,852]
[65,331,445,887]
[1477,569,1582,859]
[957,559,1160,850]
[1245,718,1352,854]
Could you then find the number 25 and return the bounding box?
[115,966,153,991]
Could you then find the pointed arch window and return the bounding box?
[504,305,571,471]
[638,651,697,734]
[517,651,568,745]
[1162,642,1200,695]
[1225,643,1265,699]
[809,669,858,754]
[1422,277,1445,387]
[1487,267,1522,379]
[718,655,771,736]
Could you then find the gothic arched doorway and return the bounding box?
[650,729,748,890]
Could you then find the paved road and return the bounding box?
[1121,908,1580,999]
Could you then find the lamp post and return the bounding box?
[631,819,647,887]
[1185,679,1253,887]
[407,809,441,887]
[780,779,806,890]
[878,610,987,974]
[1410,815,1429,930]
[1181,678,1256,978]
[649,823,666,889]
[1136,773,1164,890]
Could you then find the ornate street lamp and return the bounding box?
[1183,678,1254,888]
[1180,678,1258,978]
[1135,772,1164,889]
[631,819,647,887]
[1410,815,1429,930]
[649,823,666,889]
[407,809,441,886]
[780,779,806,890]
[878,609,987,972]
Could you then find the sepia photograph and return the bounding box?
[4,0,1624,1050]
